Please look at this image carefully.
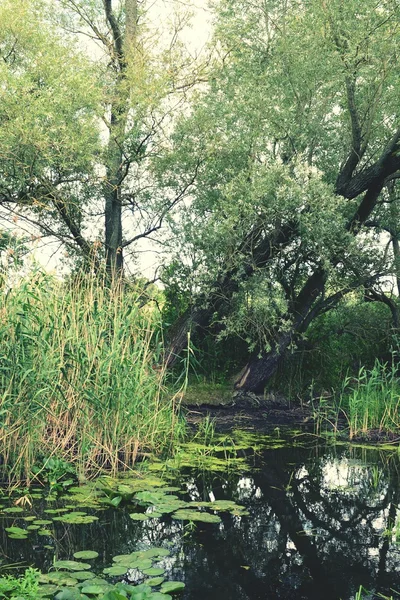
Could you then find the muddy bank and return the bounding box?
[183,393,314,433]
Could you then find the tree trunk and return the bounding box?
[234,269,327,393]
[164,220,298,367]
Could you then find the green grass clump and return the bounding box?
[315,359,400,439]
[0,271,185,483]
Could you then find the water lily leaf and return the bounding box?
[38,529,53,535]
[53,560,92,571]
[33,519,53,525]
[77,578,110,590]
[160,581,185,593]
[153,501,188,514]
[171,510,221,523]
[3,506,24,513]
[5,526,27,535]
[143,568,165,577]
[8,533,28,539]
[40,573,76,585]
[71,572,96,581]
[103,566,128,576]
[101,592,127,600]
[130,584,151,594]
[37,584,61,597]
[112,554,132,563]
[131,559,152,570]
[27,525,41,530]
[73,551,99,560]
[23,516,36,521]
[129,513,148,521]
[146,577,165,586]
[79,585,105,595]
[53,514,99,524]
[43,573,78,586]
[55,589,90,600]
[148,594,171,600]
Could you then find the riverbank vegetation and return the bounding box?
[0,272,185,483]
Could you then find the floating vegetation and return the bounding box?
[52,561,92,571]
[171,509,222,523]
[73,551,99,560]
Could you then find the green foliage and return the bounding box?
[0,269,185,483]
[157,0,400,374]
[271,298,395,396]
[0,568,40,599]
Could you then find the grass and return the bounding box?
[0,270,185,484]
[314,359,400,440]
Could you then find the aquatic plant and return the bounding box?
[0,271,185,484]
[314,360,400,439]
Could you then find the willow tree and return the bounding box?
[161,0,400,391]
[0,0,200,277]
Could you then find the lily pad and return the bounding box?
[112,554,132,563]
[5,526,27,535]
[130,559,152,570]
[171,510,221,523]
[146,577,165,586]
[71,572,96,581]
[53,514,99,524]
[129,513,149,521]
[38,529,53,536]
[103,566,128,576]
[40,573,78,586]
[34,519,53,525]
[73,551,99,560]
[143,568,165,577]
[78,585,105,595]
[53,560,92,571]
[160,581,185,593]
[27,525,41,530]
[37,584,61,597]
[55,588,89,600]
[3,506,24,513]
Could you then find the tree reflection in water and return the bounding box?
[1,444,400,600]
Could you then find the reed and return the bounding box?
[0,270,185,483]
[314,359,400,439]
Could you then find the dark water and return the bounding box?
[2,439,400,600]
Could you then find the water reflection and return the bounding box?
[2,443,400,599]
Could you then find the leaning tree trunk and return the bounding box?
[164,220,297,367]
[234,269,327,393]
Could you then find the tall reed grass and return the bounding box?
[0,270,185,483]
[315,359,400,439]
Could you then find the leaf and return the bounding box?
[171,510,221,523]
[146,577,164,586]
[103,566,128,576]
[5,526,27,535]
[73,551,99,560]
[101,593,128,600]
[53,560,92,571]
[143,568,165,577]
[78,585,105,595]
[129,513,149,521]
[160,581,185,593]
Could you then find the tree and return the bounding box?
[161,0,400,392]
[0,0,202,278]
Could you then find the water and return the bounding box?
[2,437,400,600]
